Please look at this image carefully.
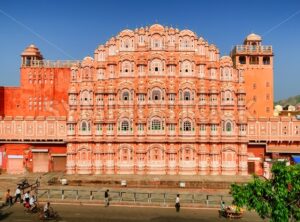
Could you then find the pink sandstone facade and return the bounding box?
[0,24,299,176]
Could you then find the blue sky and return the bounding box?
[0,0,299,100]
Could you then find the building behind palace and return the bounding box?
[0,24,299,176]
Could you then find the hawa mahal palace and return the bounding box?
[0,24,299,176]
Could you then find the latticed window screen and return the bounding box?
[151,120,161,130]
[183,121,192,131]
[121,121,129,131]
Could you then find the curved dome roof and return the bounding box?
[179,29,196,37]
[83,56,94,61]
[119,29,134,36]
[21,44,43,58]
[149,24,165,32]
[81,56,94,66]
[245,33,262,41]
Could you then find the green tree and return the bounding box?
[231,161,300,222]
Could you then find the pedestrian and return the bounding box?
[4,189,13,206]
[14,186,22,203]
[23,191,30,205]
[43,202,50,218]
[104,189,110,207]
[175,194,180,212]
[29,195,37,211]
[220,201,226,211]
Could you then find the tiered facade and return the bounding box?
[66,24,248,175]
[0,24,299,176]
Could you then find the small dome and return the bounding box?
[119,29,134,36]
[149,24,165,32]
[81,56,94,67]
[245,33,262,41]
[179,29,196,37]
[138,27,145,34]
[83,56,93,61]
[21,44,43,58]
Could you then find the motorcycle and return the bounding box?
[38,207,60,221]
[24,202,42,214]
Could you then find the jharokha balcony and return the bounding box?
[21,59,81,68]
[231,45,273,55]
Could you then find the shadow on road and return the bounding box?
[0,211,13,221]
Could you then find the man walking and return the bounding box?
[23,191,30,206]
[104,189,110,207]
[14,186,22,203]
[175,194,180,212]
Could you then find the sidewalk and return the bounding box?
[0,172,252,198]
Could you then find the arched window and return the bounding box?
[222,150,236,168]
[108,45,116,55]
[183,91,191,101]
[71,69,77,81]
[81,121,90,132]
[81,90,91,105]
[151,35,162,49]
[139,35,144,44]
[150,59,162,73]
[263,56,270,65]
[223,121,233,132]
[121,120,129,131]
[97,69,104,80]
[181,60,192,73]
[199,45,205,55]
[222,67,232,80]
[122,37,132,49]
[152,89,162,101]
[84,67,90,80]
[224,91,232,102]
[226,122,232,132]
[239,56,246,64]
[183,121,192,131]
[250,56,259,65]
[168,35,175,46]
[98,51,105,61]
[122,91,130,101]
[82,121,87,131]
[148,148,164,161]
[151,119,162,130]
[120,148,132,161]
[69,94,77,105]
[121,61,131,73]
[209,51,216,61]
[180,148,194,161]
[180,36,193,50]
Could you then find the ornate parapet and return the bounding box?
[0,116,66,142]
[247,116,300,142]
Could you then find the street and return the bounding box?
[0,203,264,222]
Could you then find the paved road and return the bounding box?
[0,203,265,222]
